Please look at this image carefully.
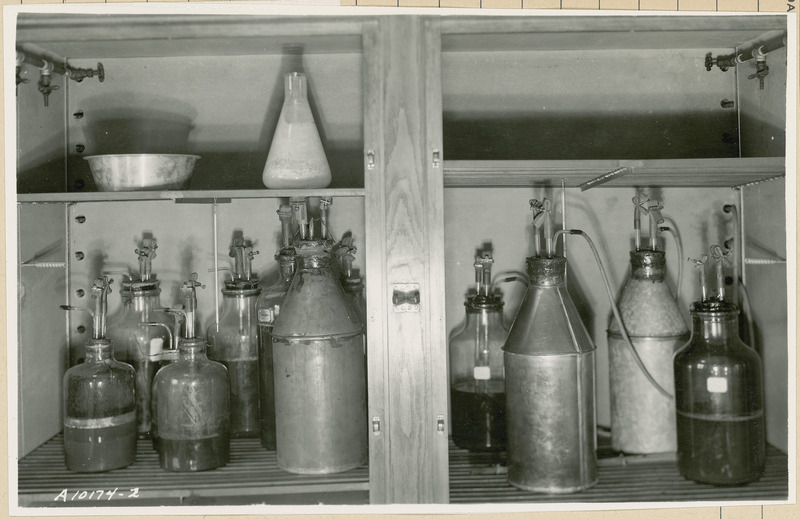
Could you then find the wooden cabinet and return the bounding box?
[12,7,789,508]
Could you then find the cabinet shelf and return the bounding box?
[17,434,369,507]
[449,439,789,504]
[16,188,365,204]
[442,157,785,188]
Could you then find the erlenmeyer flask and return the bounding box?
[262,72,331,189]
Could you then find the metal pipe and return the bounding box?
[579,167,631,191]
[738,188,747,288]
[561,179,567,288]
[544,199,553,258]
[731,174,784,190]
[735,33,786,63]
[20,261,66,268]
[744,257,786,265]
[212,201,220,331]
[723,204,741,308]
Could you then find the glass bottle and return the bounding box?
[152,274,231,472]
[262,72,331,189]
[674,299,765,485]
[206,240,261,438]
[63,277,136,473]
[272,239,367,474]
[449,252,509,452]
[106,239,171,438]
[256,249,296,450]
[608,200,689,454]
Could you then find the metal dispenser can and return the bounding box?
[62,277,136,473]
[607,199,689,454]
[272,238,367,474]
[504,256,597,493]
[106,238,171,438]
[152,274,231,472]
[674,247,765,485]
[449,251,509,452]
[206,239,261,438]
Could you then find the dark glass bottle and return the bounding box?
[449,295,508,452]
[152,338,231,471]
[674,300,766,485]
[152,274,230,472]
[63,277,136,473]
[106,240,170,438]
[206,241,261,438]
[255,250,295,450]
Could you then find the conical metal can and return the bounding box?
[271,240,367,474]
[503,256,598,493]
[608,250,688,454]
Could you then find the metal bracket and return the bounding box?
[392,283,420,312]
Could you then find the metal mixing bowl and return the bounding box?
[84,154,200,192]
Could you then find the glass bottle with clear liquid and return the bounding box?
[62,277,136,473]
[449,252,509,452]
[206,240,261,438]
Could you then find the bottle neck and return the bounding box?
[179,339,207,362]
[84,339,113,362]
[127,288,161,319]
[285,72,307,103]
[526,256,566,286]
[691,310,740,343]
[464,304,505,325]
[630,250,666,282]
[296,254,332,271]
[278,259,297,283]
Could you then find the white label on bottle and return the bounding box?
[149,338,164,358]
[473,366,491,380]
[707,376,728,393]
[258,308,274,324]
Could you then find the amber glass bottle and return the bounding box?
[674,300,765,485]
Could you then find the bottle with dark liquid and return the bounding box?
[106,238,171,439]
[62,277,136,473]
[674,299,765,485]
[256,204,295,450]
[674,246,765,485]
[449,251,509,452]
[153,274,231,471]
[256,250,295,450]
[207,239,261,438]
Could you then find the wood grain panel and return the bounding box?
[363,20,390,505]
[422,17,449,504]
[368,16,448,504]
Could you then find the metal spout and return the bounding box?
[180,273,204,338]
[135,238,157,281]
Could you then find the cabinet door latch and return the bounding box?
[437,414,445,434]
[372,416,381,436]
[392,284,420,312]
